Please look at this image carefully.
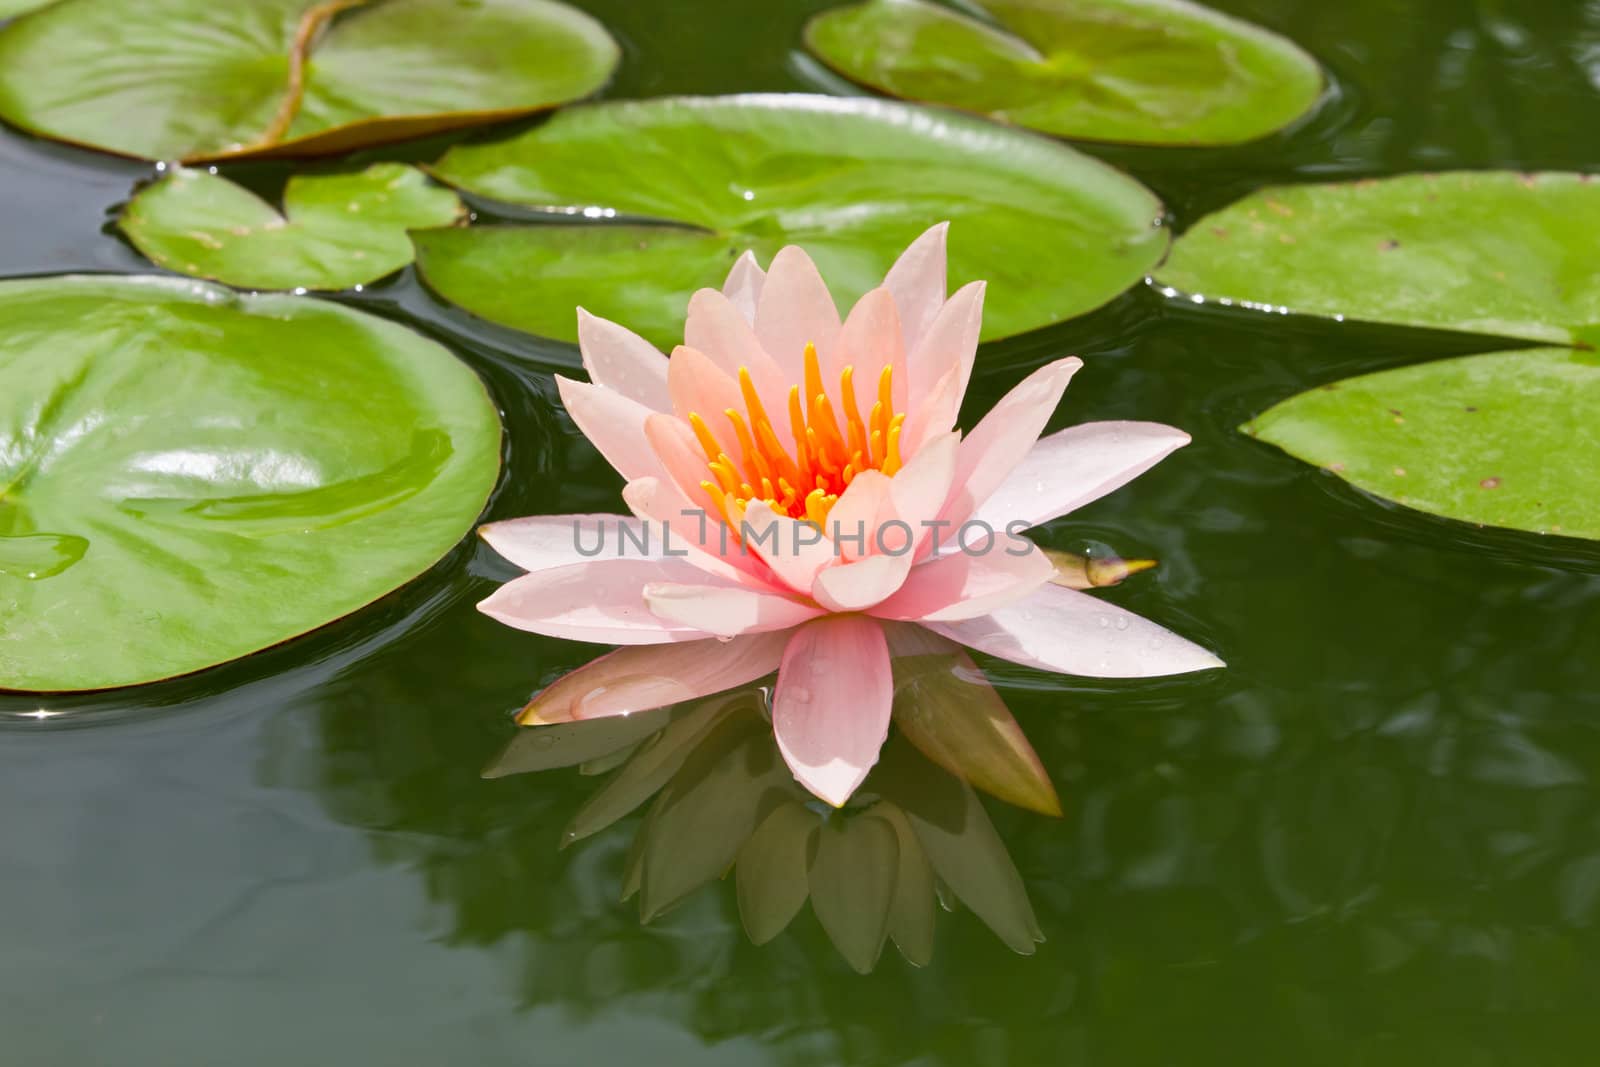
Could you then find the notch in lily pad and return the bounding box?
[803,0,1324,146]
[120,163,465,292]
[0,0,620,161]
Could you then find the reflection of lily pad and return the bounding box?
[0,276,500,692]
[803,0,1323,146]
[120,163,464,291]
[0,0,619,161]
[1247,348,1600,541]
[420,93,1167,346]
[1158,172,1600,345]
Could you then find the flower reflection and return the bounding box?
[486,636,1062,973]
[477,223,1222,809]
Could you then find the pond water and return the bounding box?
[3,0,1600,1063]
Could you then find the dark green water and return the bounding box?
[4,0,1600,1063]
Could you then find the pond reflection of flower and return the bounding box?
[485,664,1045,974]
[478,223,1222,808]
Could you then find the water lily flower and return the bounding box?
[478,223,1222,808]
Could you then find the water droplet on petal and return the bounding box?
[1114,616,1130,631]
[790,686,812,705]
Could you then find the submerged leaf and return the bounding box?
[1246,348,1600,541]
[119,164,463,291]
[0,275,500,692]
[1158,171,1600,345]
[0,0,619,161]
[420,93,1167,346]
[804,0,1323,146]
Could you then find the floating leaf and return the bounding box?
[0,0,53,17]
[736,801,820,945]
[809,812,900,974]
[0,275,499,692]
[1246,348,1600,541]
[420,93,1166,347]
[1158,172,1600,345]
[119,163,463,291]
[0,0,619,161]
[803,0,1323,146]
[886,624,1062,817]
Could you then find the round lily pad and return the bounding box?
[419,93,1167,346]
[803,0,1323,146]
[1158,171,1600,346]
[0,276,501,692]
[0,0,619,162]
[1247,348,1600,541]
[119,163,465,291]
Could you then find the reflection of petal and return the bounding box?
[883,625,1061,817]
[773,616,894,807]
[809,814,899,974]
[929,584,1225,678]
[515,631,788,724]
[863,801,937,967]
[483,705,672,779]
[868,735,1043,954]
[736,802,820,945]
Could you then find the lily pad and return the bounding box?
[1158,172,1600,346]
[419,93,1167,347]
[0,0,53,17]
[0,0,619,162]
[120,163,464,291]
[1247,348,1600,541]
[0,276,501,692]
[803,0,1323,146]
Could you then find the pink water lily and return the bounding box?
[479,223,1222,807]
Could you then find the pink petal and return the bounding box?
[826,469,891,562]
[722,250,766,324]
[899,361,962,457]
[905,280,983,415]
[643,413,718,510]
[620,476,770,585]
[644,581,825,637]
[755,245,841,380]
[683,288,791,441]
[811,551,913,612]
[831,287,907,413]
[576,308,670,412]
[479,514,645,573]
[939,357,1083,525]
[667,345,743,447]
[871,541,1055,622]
[926,584,1225,678]
[772,615,893,807]
[517,632,789,724]
[888,431,959,553]
[478,560,714,645]
[882,221,948,356]
[556,374,663,482]
[969,421,1192,532]
[740,499,836,595]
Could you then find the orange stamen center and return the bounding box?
[694,342,904,528]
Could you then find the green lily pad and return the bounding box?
[419,93,1167,347]
[803,0,1323,146]
[0,0,54,17]
[0,0,619,162]
[1158,172,1600,345]
[0,276,501,692]
[119,163,464,291]
[1246,348,1600,541]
